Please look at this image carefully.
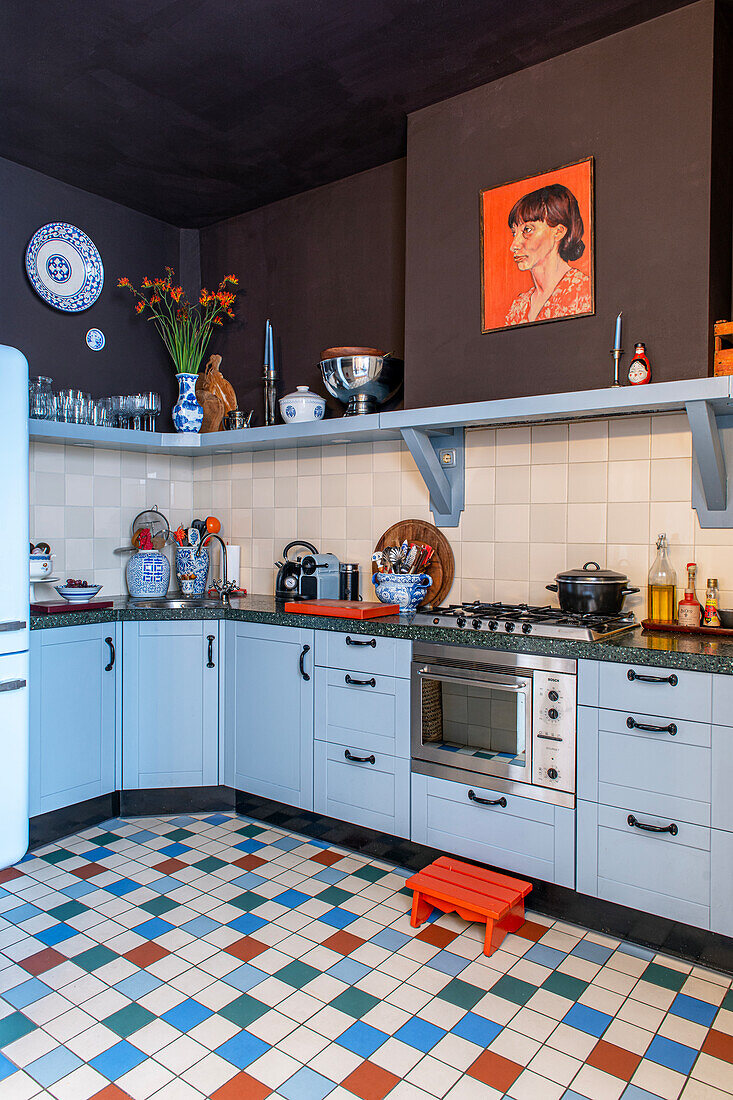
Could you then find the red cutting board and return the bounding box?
[31,600,114,614]
[284,599,399,618]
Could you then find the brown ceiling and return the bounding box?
[2,0,692,227]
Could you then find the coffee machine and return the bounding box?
[275,541,341,601]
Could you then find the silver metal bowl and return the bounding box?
[320,354,403,415]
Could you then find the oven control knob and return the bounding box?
[547,767,558,780]
[548,708,559,720]
[488,620,498,631]
[505,621,515,632]
[522,623,532,634]
[548,690,559,701]
[456,616,466,627]
[472,618,482,630]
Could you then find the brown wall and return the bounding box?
[199,160,406,422]
[404,1,723,409]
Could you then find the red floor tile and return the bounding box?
[467,1050,523,1091]
[90,1086,134,1100]
[342,1060,400,1100]
[702,1028,733,1064]
[233,854,267,871]
[71,863,105,879]
[153,858,187,874]
[587,1039,642,1080]
[225,936,267,962]
[514,920,548,942]
[322,930,366,955]
[311,850,344,866]
[123,943,170,968]
[416,924,458,948]
[0,868,23,884]
[19,947,66,975]
[212,1071,271,1099]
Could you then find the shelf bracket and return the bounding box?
[687,399,733,525]
[400,426,465,527]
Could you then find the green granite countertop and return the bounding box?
[30,594,733,675]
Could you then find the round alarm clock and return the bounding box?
[628,341,651,385]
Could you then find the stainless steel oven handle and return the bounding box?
[417,669,528,692]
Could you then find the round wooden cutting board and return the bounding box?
[374,519,455,608]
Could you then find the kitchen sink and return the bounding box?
[126,598,225,610]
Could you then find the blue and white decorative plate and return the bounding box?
[25,223,104,312]
[86,328,105,351]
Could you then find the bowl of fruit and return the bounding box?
[55,579,103,603]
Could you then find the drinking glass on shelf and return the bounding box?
[144,392,161,431]
[29,376,55,419]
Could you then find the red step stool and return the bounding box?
[406,856,532,957]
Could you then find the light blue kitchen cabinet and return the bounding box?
[223,621,314,809]
[30,624,119,816]
[122,620,219,789]
[314,741,410,836]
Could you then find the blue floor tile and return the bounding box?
[318,907,356,929]
[158,843,190,856]
[127,830,157,842]
[525,943,568,968]
[427,950,470,976]
[146,876,184,894]
[228,913,267,936]
[621,1086,666,1099]
[225,964,267,993]
[81,847,114,861]
[327,958,371,985]
[313,867,348,884]
[180,916,220,937]
[394,1017,445,1052]
[370,928,411,951]
[114,972,162,999]
[162,999,212,1031]
[669,992,717,1027]
[571,940,614,965]
[0,1053,17,1082]
[4,979,52,1009]
[132,917,174,940]
[230,873,266,889]
[235,840,265,853]
[452,1012,503,1046]
[336,1021,389,1058]
[169,816,197,826]
[617,941,655,960]
[105,879,139,898]
[562,1002,612,1037]
[203,813,231,824]
[272,837,303,851]
[273,889,310,909]
[645,1034,698,1075]
[61,881,96,898]
[279,1066,336,1100]
[216,1031,269,1069]
[36,924,75,946]
[90,1040,146,1079]
[26,1046,82,1087]
[3,904,42,924]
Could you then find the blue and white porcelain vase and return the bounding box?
[126,550,170,598]
[175,547,209,596]
[172,372,203,433]
[373,572,432,613]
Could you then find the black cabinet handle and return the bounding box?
[627,813,678,836]
[626,716,677,736]
[468,789,507,808]
[0,679,26,693]
[299,644,310,681]
[104,637,115,671]
[207,635,215,668]
[346,636,376,647]
[627,669,678,686]
[345,674,376,687]
[345,749,375,764]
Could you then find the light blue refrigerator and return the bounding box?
[0,345,29,866]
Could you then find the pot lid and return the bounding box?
[281,385,322,400]
[555,561,629,584]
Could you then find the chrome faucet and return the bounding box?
[197,532,236,606]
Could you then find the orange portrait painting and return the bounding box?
[480,157,594,333]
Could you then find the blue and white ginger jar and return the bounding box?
[373,572,432,612]
[173,372,203,433]
[127,550,170,598]
[175,547,209,596]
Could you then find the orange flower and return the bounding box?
[212,315,223,324]
[142,276,153,288]
[135,299,145,313]
[150,294,161,304]
[117,276,131,288]
[171,286,183,303]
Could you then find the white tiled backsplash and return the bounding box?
[29,413,733,610]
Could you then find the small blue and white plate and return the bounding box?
[25,223,104,312]
[86,328,105,351]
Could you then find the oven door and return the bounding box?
[411,660,532,784]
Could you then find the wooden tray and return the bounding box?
[374,520,455,608]
[284,599,399,618]
[31,600,114,615]
[642,618,733,638]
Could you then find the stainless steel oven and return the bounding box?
[411,643,576,807]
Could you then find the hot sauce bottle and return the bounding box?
[703,578,721,627]
[677,562,702,627]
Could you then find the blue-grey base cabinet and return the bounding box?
[411,772,575,886]
[223,621,314,810]
[122,621,219,789]
[30,624,119,816]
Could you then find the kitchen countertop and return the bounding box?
[29,595,733,675]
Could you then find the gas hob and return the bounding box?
[412,602,639,641]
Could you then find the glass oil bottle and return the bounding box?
[648,533,677,622]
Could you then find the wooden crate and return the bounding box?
[714,320,733,376]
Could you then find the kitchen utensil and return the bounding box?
[206,516,221,534]
[224,409,253,430]
[131,506,170,547]
[55,584,103,602]
[320,352,403,416]
[547,561,639,615]
[283,599,399,618]
[279,386,326,423]
[375,520,454,608]
[188,527,201,548]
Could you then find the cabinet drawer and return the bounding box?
[713,676,733,727]
[577,800,710,928]
[315,667,409,757]
[314,741,410,837]
[411,772,575,887]
[595,708,711,827]
[598,662,711,723]
[317,630,411,678]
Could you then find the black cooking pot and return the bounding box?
[546,561,639,616]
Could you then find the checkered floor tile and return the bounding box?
[0,813,730,1099]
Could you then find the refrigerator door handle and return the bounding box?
[0,621,26,633]
[0,679,26,693]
